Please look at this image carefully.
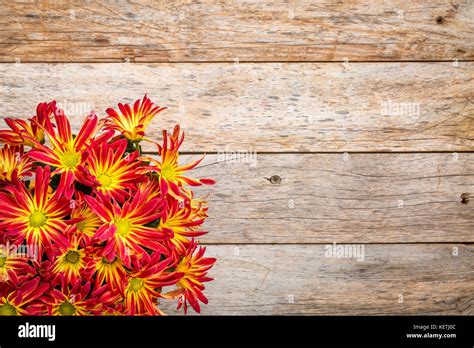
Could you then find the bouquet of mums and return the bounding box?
[0,95,216,315]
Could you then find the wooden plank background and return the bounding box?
[189,153,474,243]
[0,0,473,315]
[1,0,473,62]
[0,63,473,152]
[159,244,474,315]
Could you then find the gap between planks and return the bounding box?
[161,151,474,155]
[200,242,474,245]
[1,60,474,64]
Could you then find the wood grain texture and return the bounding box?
[187,153,474,243]
[1,0,473,317]
[1,0,473,62]
[159,244,474,315]
[1,62,473,152]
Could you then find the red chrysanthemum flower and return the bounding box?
[0,101,55,147]
[104,95,166,142]
[0,252,35,284]
[0,145,34,183]
[0,277,50,315]
[27,110,101,199]
[71,197,102,244]
[159,197,208,254]
[169,240,216,314]
[142,125,215,199]
[77,138,143,202]
[39,279,119,316]
[50,233,90,286]
[0,166,71,258]
[84,250,127,292]
[123,253,181,315]
[0,96,216,316]
[84,187,169,267]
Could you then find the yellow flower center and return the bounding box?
[76,220,86,231]
[65,250,80,264]
[161,164,175,179]
[58,302,76,315]
[176,259,191,274]
[126,132,142,142]
[29,210,47,228]
[37,129,45,144]
[0,303,17,316]
[97,173,113,188]
[0,256,6,267]
[128,278,144,292]
[114,219,131,236]
[60,151,80,169]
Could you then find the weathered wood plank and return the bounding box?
[159,244,474,315]
[188,153,474,243]
[1,63,472,152]
[1,1,473,62]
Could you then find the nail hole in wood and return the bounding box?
[436,16,444,24]
[460,193,470,204]
[269,175,281,185]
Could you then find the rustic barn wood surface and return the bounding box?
[158,244,474,315]
[1,0,474,62]
[1,63,473,152]
[0,0,472,315]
